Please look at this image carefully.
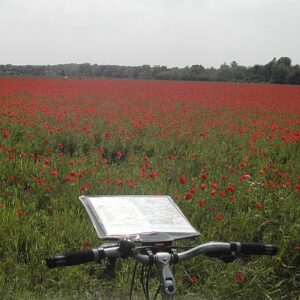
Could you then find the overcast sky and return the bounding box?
[0,0,299,67]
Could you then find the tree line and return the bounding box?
[1,56,300,84]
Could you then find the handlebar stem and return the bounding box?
[155,252,177,296]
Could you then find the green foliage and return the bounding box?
[1,57,299,84]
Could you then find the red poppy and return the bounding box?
[201,173,208,181]
[116,151,123,158]
[16,209,25,216]
[226,184,235,193]
[239,173,250,181]
[82,240,91,249]
[190,277,199,284]
[184,192,192,201]
[211,182,218,189]
[179,176,187,185]
[214,214,222,221]
[220,190,226,197]
[255,202,262,209]
[234,272,245,281]
[198,199,205,207]
[37,178,44,186]
[200,183,206,190]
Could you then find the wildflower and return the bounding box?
[190,188,196,194]
[179,176,187,185]
[226,184,235,193]
[234,272,245,282]
[214,214,222,221]
[50,170,58,176]
[128,178,134,189]
[255,202,262,209]
[239,173,250,181]
[198,199,205,207]
[211,182,218,189]
[200,183,206,190]
[57,143,63,149]
[37,178,44,186]
[184,192,193,201]
[201,173,208,181]
[149,171,160,179]
[220,190,226,197]
[69,171,77,176]
[16,209,25,216]
[230,167,237,174]
[295,184,300,190]
[116,179,124,186]
[115,151,123,158]
[210,189,217,196]
[82,240,91,249]
[190,277,199,284]
[80,183,91,192]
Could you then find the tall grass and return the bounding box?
[0,78,299,299]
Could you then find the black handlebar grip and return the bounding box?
[46,249,98,268]
[239,243,278,256]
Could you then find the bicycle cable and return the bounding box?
[129,261,138,300]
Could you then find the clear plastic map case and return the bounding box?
[80,195,199,242]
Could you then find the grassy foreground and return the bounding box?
[0,78,299,299]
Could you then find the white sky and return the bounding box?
[0,0,299,67]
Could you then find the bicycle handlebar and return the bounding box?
[46,240,277,297]
[46,240,278,269]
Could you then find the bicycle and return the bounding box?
[46,232,278,299]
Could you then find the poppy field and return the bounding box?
[0,77,299,299]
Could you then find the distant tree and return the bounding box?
[0,57,299,85]
[59,69,66,77]
[270,63,289,84]
[218,63,232,81]
[190,64,205,80]
[277,57,292,67]
[79,63,92,76]
[288,65,300,84]
[263,58,277,81]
